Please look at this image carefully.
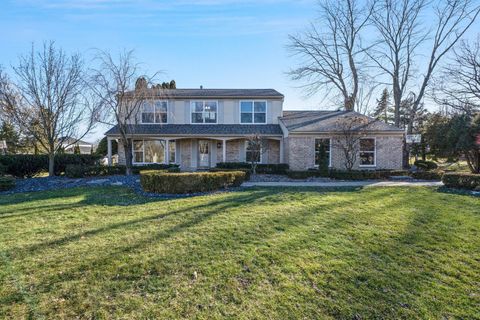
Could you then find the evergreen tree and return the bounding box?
[0,121,21,154]
[95,136,118,157]
[373,88,393,124]
[169,80,176,89]
[73,144,81,154]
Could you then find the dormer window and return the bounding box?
[240,101,267,123]
[141,101,168,124]
[191,101,217,124]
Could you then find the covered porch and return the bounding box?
[107,136,284,171]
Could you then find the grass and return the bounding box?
[0,186,479,319]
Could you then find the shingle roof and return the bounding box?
[125,88,284,99]
[280,110,404,133]
[105,124,283,136]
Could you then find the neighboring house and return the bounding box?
[105,86,403,171]
[59,137,94,155]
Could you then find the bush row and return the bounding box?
[65,164,180,178]
[286,169,409,180]
[0,154,101,177]
[209,168,251,180]
[140,170,246,194]
[410,171,444,180]
[442,173,480,190]
[0,176,15,191]
[216,162,289,174]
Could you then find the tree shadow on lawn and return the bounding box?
[25,189,402,312]
[7,186,473,318]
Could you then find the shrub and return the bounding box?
[140,170,246,194]
[286,170,326,179]
[0,163,6,175]
[0,154,101,177]
[216,162,289,174]
[0,175,15,191]
[130,164,179,174]
[329,170,408,180]
[442,173,480,190]
[286,169,409,180]
[414,160,438,171]
[209,168,251,181]
[65,164,180,178]
[411,171,444,180]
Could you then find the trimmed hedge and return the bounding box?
[442,173,480,190]
[0,176,15,191]
[65,164,180,178]
[0,154,101,177]
[286,169,409,180]
[329,170,408,180]
[140,170,246,194]
[286,170,325,179]
[411,171,444,181]
[209,168,251,181]
[414,160,438,171]
[216,162,289,174]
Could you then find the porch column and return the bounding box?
[165,139,170,164]
[279,138,284,163]
[107,137,112,166]
[222,139,227,163]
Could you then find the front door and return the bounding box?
[198,140,210,168]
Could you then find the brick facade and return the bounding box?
[285,134,403,171]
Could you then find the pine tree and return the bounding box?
[169,80,176,89]
[73,144,81,154]
[373,88,393,124]
[0,121,21,154]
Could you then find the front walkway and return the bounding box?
[242,180,443,188]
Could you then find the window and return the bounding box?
[169,140,176,164]
[132,139,176,164]
[359,138,376,166]
[315,139,331,167]
[245,141,261,163]
[141,101,168,124]
[240,101,267,123]
[191,101,217,123]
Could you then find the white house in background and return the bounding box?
[58,137,94,155]
[104,83,404,171]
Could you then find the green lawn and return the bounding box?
[0,187,479,319]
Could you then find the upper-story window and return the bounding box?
[141,101,168,124]
[240,101,267,124]
[191,101,217,124]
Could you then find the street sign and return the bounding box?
[406,134,421,144]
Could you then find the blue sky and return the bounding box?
[1,0,478,141]
[0,0,322,139]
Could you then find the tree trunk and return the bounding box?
[124,138,133,176]
[48,151,55,177]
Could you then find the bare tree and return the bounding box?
[246,134,269,175]
[288,0,372,111]
[0,42,95,176]
[332,114,375,171]
[434,36,480,114]
[88,50,157,175]
[371,0,480,131]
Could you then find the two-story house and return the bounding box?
[105,84,404,171]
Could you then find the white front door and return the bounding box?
[198,140,210,168]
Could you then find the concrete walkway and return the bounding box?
[242,180,443,188]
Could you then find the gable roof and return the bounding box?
[58,136,93,146]
[280,110,404,133]
[125,88,284,99]
[105,124,283,136]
